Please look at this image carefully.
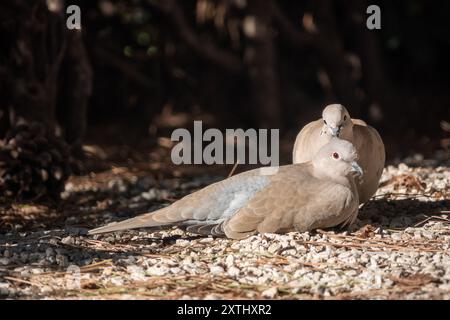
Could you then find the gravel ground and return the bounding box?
[0,159,449,300]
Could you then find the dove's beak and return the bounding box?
[350,161,363,177]
[329,126,340,137]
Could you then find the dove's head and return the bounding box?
[313,138,363,180]
[321,104,353,138]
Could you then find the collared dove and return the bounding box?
[293,104,385,203]
[89,139,362,239]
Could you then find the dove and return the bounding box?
[89,139,362,240]
[293,104,385,204]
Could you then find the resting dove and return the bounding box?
[293,104,385,203]
[89,139,362,239]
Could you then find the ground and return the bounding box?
[0,145,449,300]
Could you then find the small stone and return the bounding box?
[199,237,214,243]
[0,283,10,296]
[31,268,43,275]
[110,277,124,286]
[268,243,281,254]
[262,287,278,298]
[40,286,53,294]
[170,267,182,274]
[391,233,402,241]
[422,231,435,240]
[225,255,235,267]
[61,236,74,245]
[204,294,222,300]
[146,265,168,276]
[210,266,225,274]
[227,266,240,277]
[176,239,190,247]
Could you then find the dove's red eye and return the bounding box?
[332,152,340,159]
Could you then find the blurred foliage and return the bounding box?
[4,0,450,154]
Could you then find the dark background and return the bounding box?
[80,0,450,156]
[0,0,449,201]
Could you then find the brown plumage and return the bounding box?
[89,139,362,239]
[293,104,385,203]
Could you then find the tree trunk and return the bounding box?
[0,0,92,146]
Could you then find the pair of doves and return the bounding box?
[89,104,385,239]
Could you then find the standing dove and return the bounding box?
[89,139,363,239]
[293,104,385,203]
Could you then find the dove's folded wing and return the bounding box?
[88,169,271,235]
[293,119,323,164]
[352,124,385,203]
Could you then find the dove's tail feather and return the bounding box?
[183,222,225,236]
[88,206,182,235]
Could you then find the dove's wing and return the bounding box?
[293,119,326,164]
[88,169,271,235]
[351,118,367,126]
[352,124,385,203]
